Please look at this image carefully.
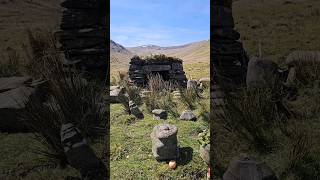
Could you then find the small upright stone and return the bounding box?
[180,110,197,121]
[129,101,144,119]
[150,124,179,161]
[152,109,167,120]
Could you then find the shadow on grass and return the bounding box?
[177,147,193,166]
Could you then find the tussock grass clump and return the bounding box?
[144,74,179,117]
[21,31,106,168]
[179,88,201,110]
[216,87,287,153]
[0,48,22,77]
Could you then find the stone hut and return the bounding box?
[128,55,188,87]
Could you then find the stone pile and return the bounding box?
[150,124,179,161]
[56,0,108,81]
[128,56,188,87]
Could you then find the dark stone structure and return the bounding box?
[128,55,188,87]
[212,0,248,88]
[211,0,249,174]
[56,0,108,81]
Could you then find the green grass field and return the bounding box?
[110,103,209,179]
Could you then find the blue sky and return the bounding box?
[111,0,210,47]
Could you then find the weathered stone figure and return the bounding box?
[151,124,179,161]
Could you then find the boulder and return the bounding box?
[0,76,32,93]
[0,86,35,132]
[246,57,279,89]
[152,109,167,120]
[109,86,125,103]
[187,80,198,90]
[180,110,197,121]
[129,101,144,119]
[61,123,107,179]
[150,124,179,161]
[199,77,210,88]
[223,154,278,180]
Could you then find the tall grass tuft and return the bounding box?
[215,87,287,153]
[0,48,22,77]
[144,74,179,117]
[21,30,106,168]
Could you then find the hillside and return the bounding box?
[233,0,320,64]
[110,40,210,78]
[0,0,59,57]
[128,40,210,64]
[110,40,134,70]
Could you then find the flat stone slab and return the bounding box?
[0,86,35,109]
[0,76,32,93]
[180,110,197,121]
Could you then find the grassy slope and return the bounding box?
[0,0,59,59]
[234,0,320,64]
[110,103,208,179]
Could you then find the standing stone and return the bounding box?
[246,57,279,89]
[152,109,168,120]
[129,100,144,119]
[223,154,278,180]
[180,110,197,121]
[150,124,179,161]
[61,123,107,180]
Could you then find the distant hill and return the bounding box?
[128,40,210,64]
[110,40,134,70]
[110,40,210,72]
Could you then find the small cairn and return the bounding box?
[150,124,179,161]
